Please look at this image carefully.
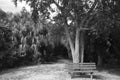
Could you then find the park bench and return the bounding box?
[66,62,97,79]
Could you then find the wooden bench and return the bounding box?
[66,63,97,79]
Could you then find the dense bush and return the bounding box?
[0,8,69,70]
[0,9,53,70]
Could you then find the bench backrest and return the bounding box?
[66,63,96,70]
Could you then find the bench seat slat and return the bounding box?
[68,67,96,69]
[68,63,96,65]
[67,66,96,69]
[67,65,96,67]
[68,69,96,71]
[70,70,96,73]
[67,65,96,68]
[67,64,96,66]
[68,68,96,71]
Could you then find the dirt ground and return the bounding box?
[0,59,120,80]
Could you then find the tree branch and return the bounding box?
[87,0,98,15]
[52,0,62,11]
[64,25,75,52]
[79,0,98,30]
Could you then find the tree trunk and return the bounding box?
[66,46,72,59]
[73,29,80,63]
[65,30,85,63]
[80,31,84,63]
[97,55,103,66]
[64,26,75,61]
[65,26,80,63]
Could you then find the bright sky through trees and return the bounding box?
[0,0,30,13]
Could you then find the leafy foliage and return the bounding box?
[0,8,56,69]
[13,0,120,64]
[0,0,120,68]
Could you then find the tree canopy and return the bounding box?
[12,0,120,64]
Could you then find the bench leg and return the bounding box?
[70,72,74,78]
[68,72,73,78]
[90,72,93,80]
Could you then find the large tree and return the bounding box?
[85,0,120,66]
[13,0,99,63]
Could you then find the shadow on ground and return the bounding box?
[0,59,120,80]
[69,73,104,80]
[97,65,120,77]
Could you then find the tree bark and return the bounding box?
[73,29,80,63]
[64,26,75,61]
[65,25,81,63]
[97,55,103,66]
[80,31,84,63]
